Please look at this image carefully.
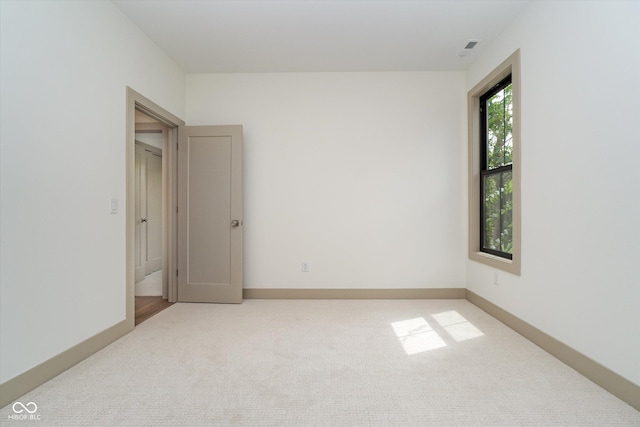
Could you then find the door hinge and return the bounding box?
[176,269,179,276]
[176,206,179,214]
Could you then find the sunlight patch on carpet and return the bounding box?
[392,311,484,355]
[391,317,446,355]
[432,310,484,342]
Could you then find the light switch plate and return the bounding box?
[110,198,118,214]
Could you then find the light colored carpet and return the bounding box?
[2,299,638,426]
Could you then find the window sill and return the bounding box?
[469,250,521,276]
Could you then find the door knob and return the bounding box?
[141,218,148,223]
[231,220,240,227]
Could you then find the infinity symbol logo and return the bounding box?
[12,401,38,414]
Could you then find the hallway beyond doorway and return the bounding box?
[134,296,173,326]
[135,270,162,296]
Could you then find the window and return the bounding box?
[480,75,513,259]
[468,50,520,275]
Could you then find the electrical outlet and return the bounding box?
[302,261,311,273]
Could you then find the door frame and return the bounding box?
[126,87,184,326]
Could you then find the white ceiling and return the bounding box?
[113,0,530,73]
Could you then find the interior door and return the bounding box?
[177,125,243,303]
[145,149,163,274]
[134,144,147,283]
[135,142,163,282]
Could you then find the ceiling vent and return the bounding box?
[458,39,481,57]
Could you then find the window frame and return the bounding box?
[468,50,521,275]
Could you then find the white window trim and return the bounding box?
[468,50,521,275]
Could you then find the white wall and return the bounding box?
[135,133,164,150]
[187,72,466,290]
[466,1,640,384]
[0,1,185,383]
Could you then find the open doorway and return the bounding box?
[126,87,243,321]
[134,110,171,324]
[126,88,185,327]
